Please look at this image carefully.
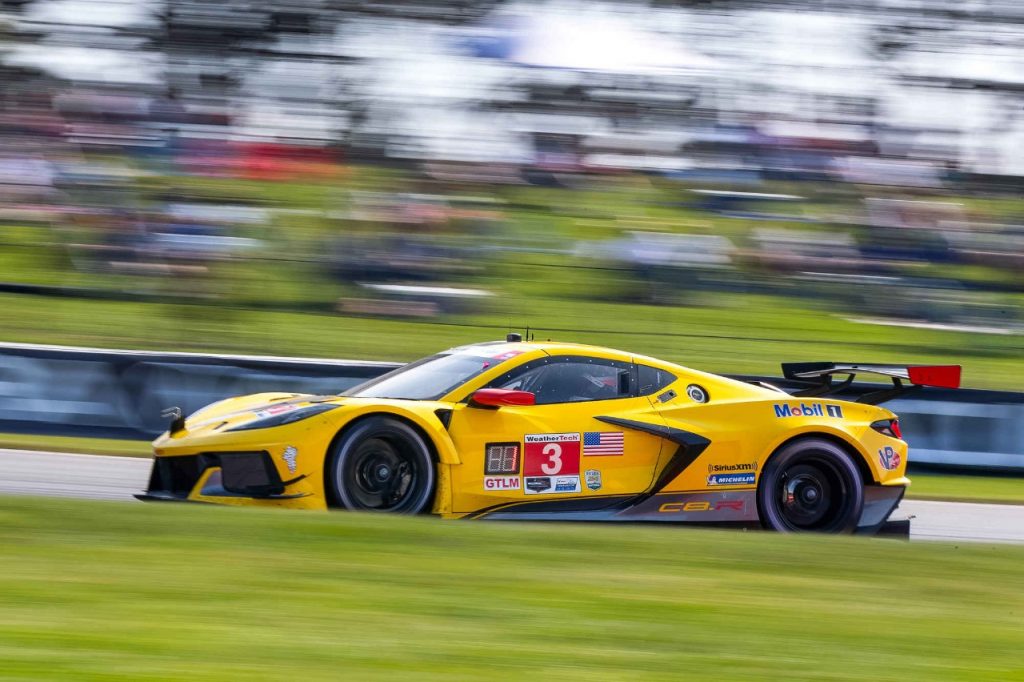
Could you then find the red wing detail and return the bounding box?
[907,365,961,389]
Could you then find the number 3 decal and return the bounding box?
[540,443,562,474]
[524,434,581,477]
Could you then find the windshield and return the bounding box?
[344,351,518,400]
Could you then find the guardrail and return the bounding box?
[0,342,1020,468]
[741,376,1024,469]
[0,342,399,439]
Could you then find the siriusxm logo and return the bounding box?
[773,403,843,419]
[709,462,756,473]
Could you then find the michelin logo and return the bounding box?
[707,473,756,486]
[773,403,843,419]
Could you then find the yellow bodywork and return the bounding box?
[148,341,909,517]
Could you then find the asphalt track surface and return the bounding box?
[1,448,1022,543]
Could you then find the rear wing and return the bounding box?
[780,362,961,405]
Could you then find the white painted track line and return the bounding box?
[0,449,150,501]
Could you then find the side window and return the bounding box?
[637,364,676,396]
[492,365,546,393]
[490,356,634,405]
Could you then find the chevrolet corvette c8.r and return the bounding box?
[138,337,960,534]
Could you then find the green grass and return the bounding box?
[2,161,1024,391]
[0,433,150,457]
[907,470,1024,505]
[0,497,1022,680]
[2,166,1022,390]
[0,288,1020,389]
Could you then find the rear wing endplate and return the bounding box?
[781,362,961,405]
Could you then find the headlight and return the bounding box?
[226,403,340,432]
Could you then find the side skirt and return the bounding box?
[478,490,759,523]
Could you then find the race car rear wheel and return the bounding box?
[757,438,863,533]
[327,417,435,514]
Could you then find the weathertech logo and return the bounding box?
[773,403,843,419]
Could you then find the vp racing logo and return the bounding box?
[773,403,843,418]
[878,446,901,471]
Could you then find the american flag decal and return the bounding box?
[583,431,624,456]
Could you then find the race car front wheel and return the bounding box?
[757,438,863,533]
[327,416,435,514]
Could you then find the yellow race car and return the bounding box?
[137,336,960,534]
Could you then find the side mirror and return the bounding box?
[469,388,536,408]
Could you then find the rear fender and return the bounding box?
[759,424,875,483]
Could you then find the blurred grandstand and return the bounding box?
[0,0,1022,332]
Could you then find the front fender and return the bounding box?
[183,392,305,430]
[322,401,462,465]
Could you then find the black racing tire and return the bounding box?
[757,438,863,534]
[326,417,435,514]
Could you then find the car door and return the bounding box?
[446,355,667,513]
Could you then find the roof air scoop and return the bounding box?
[161,406,186,435]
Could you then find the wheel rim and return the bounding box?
[775,457,850,531]
[344,437,421,511]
